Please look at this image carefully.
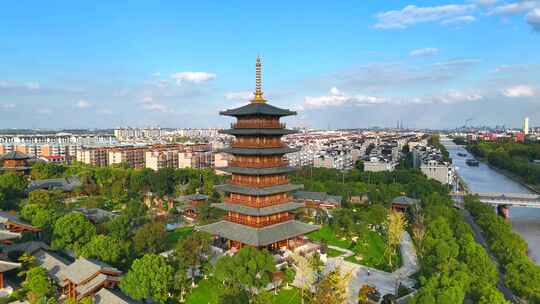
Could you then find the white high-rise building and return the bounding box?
[523,117,530,135]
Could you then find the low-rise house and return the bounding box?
[391,196,419,211]
[27,176,81,193]
[72,208,117,223]
[292,191,342,209]
[175,193,209,220]
[58,257,122,300]
[0,212,41,234]
[93,288,141,304]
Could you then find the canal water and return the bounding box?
[442,139,540,265]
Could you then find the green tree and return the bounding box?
[314,267,351,304]
[52,212,96,253]
[170,231,212,286]
[120,253,173,303]
[79,235,131,268]
[22,267,54,304]
[104,214,131,240]
[214,247,275,297]
[132,221,166,255]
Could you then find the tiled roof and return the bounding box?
[391,196,419,206]
[0,229,21,241]
[213,202,304,216]
[33,249,69,283]
[94,288,141,304]
[76,274,120,299]
[220,147,300,155]
[220,128,298,136]
[0,151,31,160]
[215,183,303,196]
[27,176,81,192]
[0,260,21,273]
[220,103,296,117]
[217,166,296,175]
[197,220,319,247]
[0,211,36,228]
[4,241,50,254]
[292,191,343,206]
[176,193,209,202]
[58,257,121,285]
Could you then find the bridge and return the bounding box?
[451,191,540,208]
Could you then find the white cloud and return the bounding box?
[151,72,161,77]
[170,72,216,85]
[0,103,15,109]
[25,82,41,91]
[303,87,386,109]
[139,96,170,113]
[526,8,540,31]
[224,91,254,100]
[502,85,536,97]
[410,48,440,57]
[472,0,498,6]
[76,99,92,108]
[441,15,477,25]
[489,0,539,15]
[374,4,476,29]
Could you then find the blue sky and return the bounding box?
[1,1,539,129]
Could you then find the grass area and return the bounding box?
[306,225,352,248]
[307,225,401,272]
[185,279,301,304]
[326,247,344,257]
[164,226,193,249]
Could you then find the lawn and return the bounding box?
[307,225,401,272]
[164,226,194,249]
[185,279,301,304]
[326,247,344,257]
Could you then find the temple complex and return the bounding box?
[198,57,318,251]
[0,151,31,175]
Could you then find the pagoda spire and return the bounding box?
[252,55,266,103]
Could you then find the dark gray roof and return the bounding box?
[4,241,50,254]
[292,191,342,206]
[392,196,419,206]
[213,202,304,216]
[0,211,35,228]
[27,176,81,192]
[217,166,296,175]
[176,193,209,202]
[77,274,120,299]
[220,147,300,155]
[58,257,121,285]
[197,220,319,247]
[94,288,141,304]
[0,151,31,160]
[0,260,21,273]
[220,103,296,117]
[220,128,298,136]
[215,183,303,195]
[33,249,69,283]
[72,208,117,222]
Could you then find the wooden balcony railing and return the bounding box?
[229,160,288,168]
[225,215,292,227]
[231,142,284,149]
[229,179,289,188]
[231,121,286,129]
[224,196,291,208]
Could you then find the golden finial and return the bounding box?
[252,55,266,103]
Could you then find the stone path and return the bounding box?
[294,231,419,304]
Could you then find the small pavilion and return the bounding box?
[391,196,419,212]
[0,151,31,175]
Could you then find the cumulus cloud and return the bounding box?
[441,15,477,25]
[488,0,539,15]
[374,4,476,29]
[419,90,483,104]
[224,91,254,101]
[472,0,498,7]
[76,99,92,108]
[139,96,170,113]
[303,87,386,109]
[502,85,536,97]
[170,72,216,85]
[410,48,440,57]
[526,8,540,31]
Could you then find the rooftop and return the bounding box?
[213,202,304,216]
[220,102,296,117]
[58,257,121,285]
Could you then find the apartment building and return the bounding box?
[108,147,146,168]
[76,147,109,167]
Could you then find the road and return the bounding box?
[462,209,519,303]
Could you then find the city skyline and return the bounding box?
[1,1,539,129]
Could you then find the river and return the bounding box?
[442,139,540,265]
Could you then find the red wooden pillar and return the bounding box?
[0,272,4,289]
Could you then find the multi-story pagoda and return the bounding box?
[199,57,318,251]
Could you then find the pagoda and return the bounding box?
[199,57,318,251]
